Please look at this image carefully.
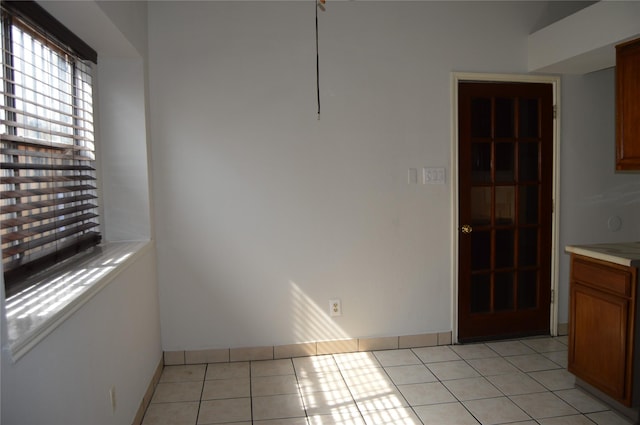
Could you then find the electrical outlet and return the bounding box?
[109,386,117,414]
[329,299,342,317]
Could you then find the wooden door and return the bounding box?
[458,82,553,342]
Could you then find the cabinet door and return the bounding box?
[569,282,631,403]
[616,38,640,170]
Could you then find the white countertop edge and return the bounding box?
[565,244,640,268]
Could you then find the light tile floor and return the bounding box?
[141,337,635,425]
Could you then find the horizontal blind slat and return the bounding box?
[3,233,101,282]
[1,212,98,242]
[2,225,100,258]
[1,184,97,199]
[0,119,94,144]
[0,85,94,119]
[1,162,95,171]
[1,148,94,160]
[1,175,95,184]
[1,203,98,228]
[0,87,94,124]
[0,193,96,213]
[1,134,95,152]
[0,58,94,99]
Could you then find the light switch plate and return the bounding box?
[423,167,445,184]
[408,168,418,184]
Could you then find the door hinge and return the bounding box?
[553,105,557,119]
[551,289,555,304]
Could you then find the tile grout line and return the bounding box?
[413,342,567,424]
[194,364,207,425]
[249,361,254,424]
[410,345,505,425]
[290,357,312,424]
[454,345,524,425]
[488,342,577,424]
[330,353,368,424]
[374,350,435,424]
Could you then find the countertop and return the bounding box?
[565,242,640,267]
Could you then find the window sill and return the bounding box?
[5,240,153,361]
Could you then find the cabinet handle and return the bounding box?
[461,224,473,234]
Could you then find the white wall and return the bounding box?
[1,248,161,425]
[557,69,640,323]
[98,57,153,242]
[96,0,149,57]
[148,1,604,351]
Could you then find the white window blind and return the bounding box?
[1,4,100,294]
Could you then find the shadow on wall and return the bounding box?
[580,181,640,206]
[289,280,421,424]
[290,280,349,343]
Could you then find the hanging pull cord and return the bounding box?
[316,0,324,120]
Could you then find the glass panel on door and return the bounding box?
[519,227,538,267]
[471,98,491,138]
[518,142,539,181]
[519,185,539,225]
[472,143,492,183]
[495,143,514,183]
[471,231,491,271]
[495,272,515,311]
[471,187,491,225]
[495,229,514,268]
[518,270,538,309]
[495,98,515,138]
[519,98,539,139]
[495,186,515,225]
[471,274,491,313]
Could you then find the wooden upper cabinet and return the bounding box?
[616,38,640,171]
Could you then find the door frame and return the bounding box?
[450,72,561,343]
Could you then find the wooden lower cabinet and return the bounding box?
[569,254,637,407]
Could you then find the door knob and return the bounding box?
[461,224,473,234]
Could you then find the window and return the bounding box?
[1,1,99,296]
